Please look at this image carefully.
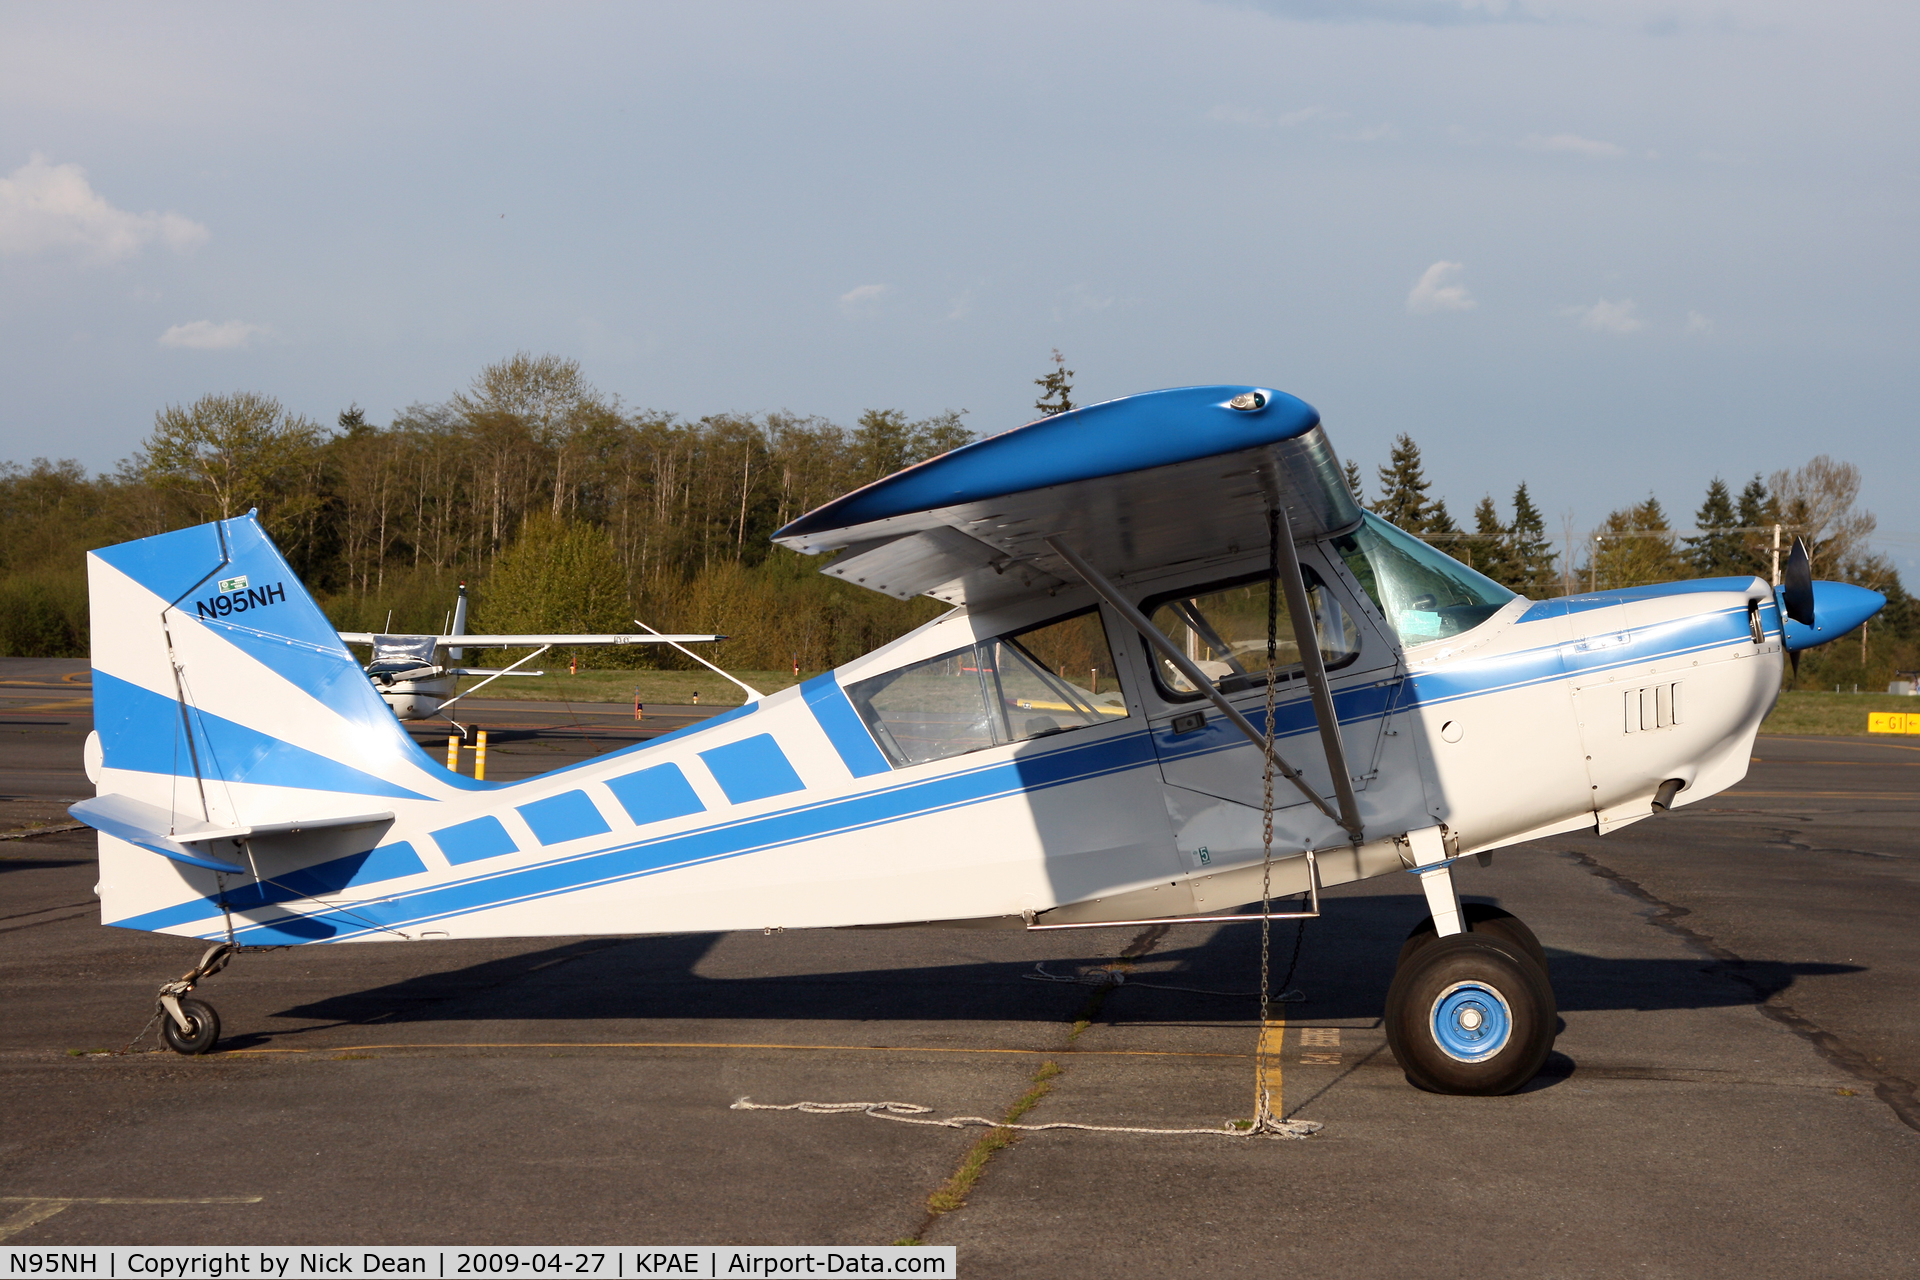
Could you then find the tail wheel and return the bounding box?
[1399,903,1549,976]
[1385,933,1555,1095]
[160,998,221,1056]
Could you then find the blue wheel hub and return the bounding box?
[1429,981,1513,1062]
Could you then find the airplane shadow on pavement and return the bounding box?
[250,894,1859,1053]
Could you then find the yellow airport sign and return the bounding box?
[1867,711,1920,735]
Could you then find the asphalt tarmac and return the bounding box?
[2,657,1916,1276]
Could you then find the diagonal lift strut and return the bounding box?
[1043,520,1364,843]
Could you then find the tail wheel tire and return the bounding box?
[1385,933,1555,1096]
[160,998,220,1056]
[1399,903,1549,976]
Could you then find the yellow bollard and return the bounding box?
[475,729,488,781]
[446,735,460,772]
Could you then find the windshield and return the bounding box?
[1332,513,1514,645]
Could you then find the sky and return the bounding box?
[1,0,1915,573]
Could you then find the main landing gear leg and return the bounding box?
[156,943,231,1056]
[1413,830,1465,938]
[1384,830,1556,1095]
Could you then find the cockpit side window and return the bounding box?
[1141,566,1361,702]
[1331,512,1515,646]
[845,608,1129,768]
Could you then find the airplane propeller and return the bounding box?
[1782,536,1815,627]
[1782,536,1813,682]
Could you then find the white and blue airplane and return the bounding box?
[73,385,1883,1094]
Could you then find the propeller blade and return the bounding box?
[1782,536,1815,627]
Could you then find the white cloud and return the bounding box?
[158,320,269,350]
[0,153,208,263]
[1348,122,1401,142]
[1406,261,1476,313]
[1560,299,1643,333]
[1208,104,1333,129]
[838,283,888,313]
[1684,310,1714,335]
[1520,132,1626,159]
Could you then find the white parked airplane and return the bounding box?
[72,385,1882,1094]
[338,584,725,724]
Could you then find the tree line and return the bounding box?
[1352,432,1913,689]
[0,353,1908,689]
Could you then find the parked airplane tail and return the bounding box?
[79,514,461,926]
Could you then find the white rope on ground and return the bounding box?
[1020,961,1303,1002]
[731,1097,1321,1140]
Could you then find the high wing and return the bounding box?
[772,385,1359,605]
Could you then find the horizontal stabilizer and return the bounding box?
[72,794,394,874]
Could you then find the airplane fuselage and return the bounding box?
[91,534,1782,946]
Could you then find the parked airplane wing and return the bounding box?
[771,385,1359,607]
[337,632,725,647]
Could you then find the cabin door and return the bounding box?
[1129,548,1398,866]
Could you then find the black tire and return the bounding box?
[1384,933,1555,1095]
[159,998,220,1056]
[1399,903,1549,976]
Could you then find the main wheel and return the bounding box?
[1384,933,1555,1095]
[1399,903,1549,976]
[160,998,220,1056]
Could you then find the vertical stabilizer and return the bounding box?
[86,515,445,838]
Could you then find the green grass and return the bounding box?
[456,668,824,707]
[1761,690,1920,737]
[925,1061,1062,1215]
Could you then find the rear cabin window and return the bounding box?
[846,609,1129,768]
[1143,566,1360,701]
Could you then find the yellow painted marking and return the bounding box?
[1764,735,1920,755]
[0,1196,260,1242]
[1718,791,1907,800]
[1,698,92,714]
[218,1040,1260,1059]
[1255,1018,1284,1120]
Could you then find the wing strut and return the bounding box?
[1268,505,1364,841]
[1042,534,1358,838]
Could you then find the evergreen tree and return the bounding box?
[1343,457,1364,505]
[1033,349,1075,417]
[1736,474,1775,580]
[1373,434,1432,532]
[1684,477,1746,577]
[1509,481,1555,596]
[1588,496,1682,589]
[1471,495,1515,586]
[1423,496,1460,541]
